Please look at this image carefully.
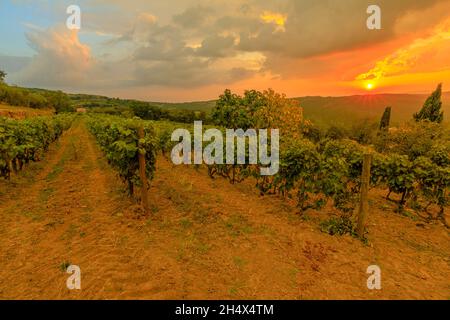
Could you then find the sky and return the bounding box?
[0,0,450,102]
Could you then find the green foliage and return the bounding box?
[379,106,391,131]
[46,91,74,113]
[200,88,450,219]
[325,125,348,140]
[72,93,209,124]
[165,109,197,123]
[320,216,357,236]
[0,83,74,112]
[348,120,378,145]
[412,157,449,209]
[378,121,444,160]
[0,70,6,83]
[157,128,173,157]
[28,93,48,109]
[301,122,324,143]
[87,115,157,195]
[0,85,29,106]
[150,120,195,157]
[414,83,444,123]
[0,114,74,179]
[378,154,415,204]
[255,128,448,217]
[369,151,449,213]
[71,93,215,112]
[131,102,207,123]
[427,142,450,167]
[211,89,266,130]
[131,102,163,120]
[253,138,364,213]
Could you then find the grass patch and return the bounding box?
[193,207,215,223]
[79,214,92,223]
[229,287,239,295]
[45,147,71,181]
[176,247,187,262]
[151,205,159,214]
[118,235,129,247]
[180,218,193,229]
[224,214,253,237]
[59,261,71,272]
[320,216,368,244]
[233,256,247,268]
[401,209,419,221]
[22,210,43,221]
[39,187,54,203]
[196,241,211,254]
[46,162,65,181]
[228,282,245,296]
[44,217,64,228]
[61,224,78,240]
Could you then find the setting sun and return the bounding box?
[366,83,374,90]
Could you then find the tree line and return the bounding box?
[0,70,74,113]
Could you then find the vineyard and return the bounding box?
[0,88,449,300]
[82,110,449,237]
[87,115,157,196]
[0,114,74,179]
[3,0,450,305]
[2,92,446,234]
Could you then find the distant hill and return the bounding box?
[294,92,450,127]
[155,92,450,127]
[70,93,215,112]
[151,100,216,112]
[68,91,450,127]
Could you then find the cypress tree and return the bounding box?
[413,84,444,123]
[379,106,391,131]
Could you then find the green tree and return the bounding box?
[413,84,444,123]
[47,91,74,113]
[0,70,6,83]
[326,125,347,140]
[131,102,162,120]
[379,106,391,131]
[211,89,266,130]
[28,93,48,109]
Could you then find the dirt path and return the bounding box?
[0,119,449,299]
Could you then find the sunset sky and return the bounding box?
[1,0,449,102]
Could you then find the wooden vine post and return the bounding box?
[137,126,150,214]
[357,154,372,237]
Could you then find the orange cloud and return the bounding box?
[260,11,287,32]
[354,18,450,90]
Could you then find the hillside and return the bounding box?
[151,100,216,112]
[0,103,54,119]
[296,92,450,127]
[156,92,450,127]
[70,93,215,112]
[68,91,450,127]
